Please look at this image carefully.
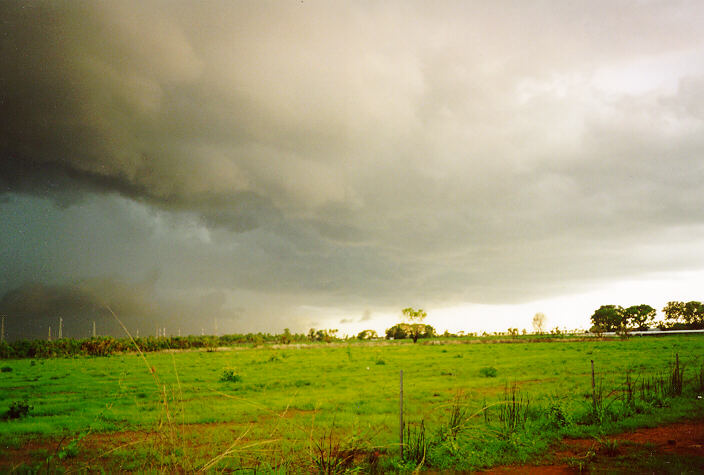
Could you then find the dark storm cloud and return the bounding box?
[0,277,158,340]
[0,274,249,341]
[2,1,704,334]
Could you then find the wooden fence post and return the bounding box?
[591,359,596,411]
[399,369,404,459]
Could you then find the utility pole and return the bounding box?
[163,327,166,338]
[0,315,5,343]
[178,328,181,337]
[92,320,96,338]
[48,326,52,341]
[58,317,63,339]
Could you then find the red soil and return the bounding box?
[484,418,704,474]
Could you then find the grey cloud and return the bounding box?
[0,276,250,341]
[2,2,704,335]
[0,277,159,340]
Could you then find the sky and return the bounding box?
[2,1,704,340]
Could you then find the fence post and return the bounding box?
[399,369,404,459]
[591,359,596,411]
[675,353,679,372]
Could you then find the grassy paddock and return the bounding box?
[1,335,703,471]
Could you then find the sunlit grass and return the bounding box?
[1,335,703,470]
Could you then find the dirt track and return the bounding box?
[484,418,704,473]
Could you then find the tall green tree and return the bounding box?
[662,301,704,329]
[356,329,377,340]
[385,323,435,341]
[590,305,625,333]
[623,304,656,330]
[402,307,428,343]
[682,301,704,328]
[662,301,685,326]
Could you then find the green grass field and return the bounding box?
[1,335,703,472]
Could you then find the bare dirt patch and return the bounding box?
[483,418,704,474]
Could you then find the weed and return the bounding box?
[220,368,242,383]
[639,354,686,401]
[695,361,704,393]
[479,366,498,378]
[57,432,87,460]
[622,371,635,407]
[545,400,570,428]
[668,353,684,396]
[497,383,529,436]
[582,381,608,424]
[0,366,12,373]
[566,448,596,473]
[639,374,666,405]
[442,391,469,440]
[598,438,620,457]
[310,425,368,474]
[403,420,427,467]
[375,358,386,365]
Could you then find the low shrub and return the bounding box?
[1,366,12,373]
[479,366,498,378]
[544,400,570,428]
[220,368,242,383]
[4,400,32,420]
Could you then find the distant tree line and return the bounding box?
[0,332,313,359]
[13,300,702,359]
[0,319,437,358]
[590,301,704,333]
[0,319,442,359]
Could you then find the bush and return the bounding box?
[479,366,498,378]
[1,366,12,373]
[220,368,242,383]
[385,323,436,341]
[4,400,32,420]
[545,401,570,428]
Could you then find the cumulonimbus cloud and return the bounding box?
[2,1,704,337]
